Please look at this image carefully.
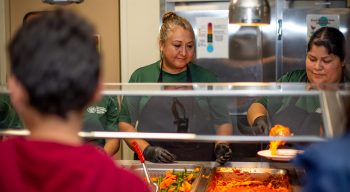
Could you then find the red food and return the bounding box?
[206,169,290,192]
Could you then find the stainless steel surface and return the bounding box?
[161,0,350,138]
[283,0,346,8]
[206,167,290,191]
[119,160,303,192]
[0,129,326,142]
[161,0,350,81]
[229,0,271,26]
[213,167,287,174]
[281,7,350,78]
[320,91,346,138]
[161,1,266,83]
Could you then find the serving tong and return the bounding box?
[132,142,159,192]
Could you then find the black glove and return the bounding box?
[252,115,270,135]
[214,143,232,165]
[143,145,176,163]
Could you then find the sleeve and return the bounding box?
[253,72,293,112]
[208,97,232,125]
[119,94,144,124]
[0,96,7,118]
[0,95,22,129]
[254,97,269,108]
[200,70,231,125]
[104,96,119,131]
[118,72,141,124]
[0,96,8,128]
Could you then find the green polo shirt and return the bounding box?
[0,94,22,129]
[83,96,119,146]
[256,70,320,114]
[119,60,231,127]
[127,60,217,82]
[0,94,119,146]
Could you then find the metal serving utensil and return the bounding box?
[132,142,159,192]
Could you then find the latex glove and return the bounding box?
[143,145,176,163]
[214,143,232,165]
[252,115,270,135]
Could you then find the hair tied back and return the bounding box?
[162,12,177,23]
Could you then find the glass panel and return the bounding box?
[264,95,323,136]
[1,83,348,162]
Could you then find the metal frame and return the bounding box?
[1,82,348,140]
[0,129,326,143]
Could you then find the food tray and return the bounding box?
[130,163,203,192]
[205,167,291,192]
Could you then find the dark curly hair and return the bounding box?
[8,9,100,119]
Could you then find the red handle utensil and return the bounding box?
[132,142,151,181]
[131,142,159,191]
[132,141,145,163]
[132,141,159,192]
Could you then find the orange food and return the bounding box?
[206,169,290,192]
[150,170,197,192]
[269,124,291,156]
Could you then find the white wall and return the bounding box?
[0,0,9,86]
[120,0,160,159]
[120,0,160,83]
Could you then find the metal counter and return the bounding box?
[118,160,304,192]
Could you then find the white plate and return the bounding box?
[257,149,304,161]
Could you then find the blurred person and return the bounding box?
[247,27,346,135]
[119,12,233,164]
[0,94,22,141]
[293,99,350,192]
[83,96,120,156]
[0,9,149,192]
[0,94,21,129]
[0,93,121,156]
[24,10,121,157]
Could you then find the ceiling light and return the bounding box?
[229,0,270,26]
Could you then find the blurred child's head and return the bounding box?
[8,9,101,119]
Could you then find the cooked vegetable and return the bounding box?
[150,168,199,192]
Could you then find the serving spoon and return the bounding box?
[132,142,159,192]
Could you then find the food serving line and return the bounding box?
[0,129,311,191]
[118,160,304,192]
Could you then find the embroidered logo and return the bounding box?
[87,106,107,114]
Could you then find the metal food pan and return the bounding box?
[214,167,287,175]
[206,167,291,192]
[130,163,203,192]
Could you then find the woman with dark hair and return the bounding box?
[246,27,346,135]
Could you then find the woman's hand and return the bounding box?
[252,115,271,135]
[143,145,176,163]
[214,143,232,165]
